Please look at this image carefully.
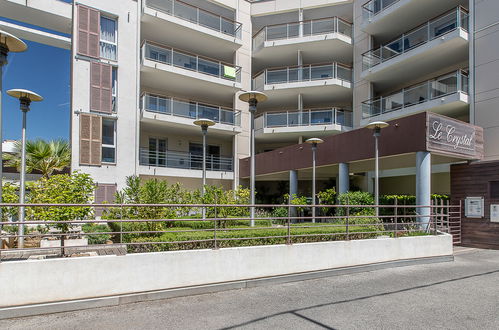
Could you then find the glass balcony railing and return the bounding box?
[362,70,469,119]
[362,7,469,71]
[252,63,352,90]
[362,0,401,20]
[145,0,242,39]
[260,108,353,129]
[142,41,242,83]
[252,17,352,50]
[141,93,241,126]
[140,148,233,172]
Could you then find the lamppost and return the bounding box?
[238,91,267,227]
[305,138,323,223]
[0,30,27,222]
[366,121,389,217]
[7,89,43,248]
[194,118,215,220]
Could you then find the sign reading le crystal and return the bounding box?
[427,113,476,157]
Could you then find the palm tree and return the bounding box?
[3,139,71,177]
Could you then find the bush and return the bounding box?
[336,191,375,216]
[271,207,289,224]
[82,224,111,244]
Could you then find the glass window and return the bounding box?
[102,119,116,163]
[100,16,117,61]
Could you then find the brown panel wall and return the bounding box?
[451,161,499,249]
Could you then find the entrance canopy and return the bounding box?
[240,112,483,180]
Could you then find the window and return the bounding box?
[148,138,167,166]
[490,181,499,199]
[100,16,117,60]
[102,119,116,163]
[189,143,220,170]
[112,67,117,112]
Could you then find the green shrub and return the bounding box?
[336,191,374,216]
[82,224,111,244]
[271,207,289,224]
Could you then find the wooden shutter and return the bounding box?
[90,62,112,113]
[77,4,100,58]
[95,183,117,216]
[79,113,102,166]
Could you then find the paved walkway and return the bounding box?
[2,248,499,329]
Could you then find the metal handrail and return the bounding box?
[142,41,242,82]
[145,0,242,38]
[139,148,233,172]
[361,70,469,119]
[141,93,241,126]
[362,0,402,20]
[362,7,469,71]
[257,108,353,128]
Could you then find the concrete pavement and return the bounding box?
[2,247,499,329]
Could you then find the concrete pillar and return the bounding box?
[337,163,349,194]
[298,93,303,110]
[416,151,431,230]
[297,50,303,81]
[298,8,304,37]
[289,169,298,218]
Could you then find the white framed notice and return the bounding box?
[491,204,499,223]
[465,197,484,218]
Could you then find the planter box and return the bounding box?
[40,238,88,248]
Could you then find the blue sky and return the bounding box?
[1,23,70,142]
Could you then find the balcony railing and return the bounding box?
[145,0,242,39]
[362,0,401,20]
[252,17,352,50]
[140,148,233,172]
[362,70,469,119]
[252,63,352,90]
[142,41,242,83]
[141,93,241,126]
[362,7,469,71]
[259,109,353,129]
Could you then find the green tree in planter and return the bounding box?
[27,172,95,246]
[1,182,19,222]
[317,188,336,216]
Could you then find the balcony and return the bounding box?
[361,0,467,38]
[255,108,353,142]
[141,42,242,104]
[142,0,242,60]
[252,63,352,109]
[139,149,233,173]
[252,17,353,70]
[361,7,469,89]
[140,93,242,135]
[361,70,469,124]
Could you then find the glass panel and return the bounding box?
[461,73,469,93]
[220,109,235,125]
[102,119,115,145]
[288,68,299,82]
[287,23,300,38]
[311,19,335,35]
[174,1,197,23]
[302,21,311,36]
[100,43,117,61]
[172,51,196,70]
[338,19,352,37]
[430,11,457,39]
[266,113,287,127]
[383,92,404,112]
[311,65,333,80]
[301,112,309,125]
[199,11,220,31]
[146,45,170,63]
[403,26,427,52]
[172,99,195,118]
[337,65,352,81]
[288,112,300,126]
[431,73,457,98]
[221,18,236,36]
[404,83,429,107]
[198,58,220,77]
[147,0,173,13]
[267,69,288,84]
[102,147,115,163]
[266,25,288,40]
[311,110,332,125]
[199,104,219,121]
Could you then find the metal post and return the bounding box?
[394,198,398,238]
[374,130,380,217]
[249,108,255,226]
[0,63,3,221]
[18,110,27,248]
[202,127,207,220]
[346,197,350,240]
[311,143,317,223]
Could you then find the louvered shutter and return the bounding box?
[90,62,112,114]
[95,183,117,216]
[79,113,102,166]
[77,4,100,58]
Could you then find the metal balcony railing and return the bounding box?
[139,148,234,172]
[145,0,242,39]
[362,70,469,119]
[362,7,469,71]
[252,63,352,90]
[252,17,352,50]
[259,109,353,129]
[142,41,242,83]
[141,93,241,126]
[362,0,401,20]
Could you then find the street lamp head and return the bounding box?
[366,121,389,137]
[305,137,324,150]
[238,91,267,112]
[194,118,215,132]
[0,30,27,64]
[7,89,43,112]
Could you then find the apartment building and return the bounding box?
[1,0,498,247]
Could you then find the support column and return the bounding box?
[337,163,349,194]
[297,50,303,81]
[289,169,298,219]
[416,151,431,230]
[298,8,304,37]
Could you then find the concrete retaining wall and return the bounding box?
[0,234,453,307]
